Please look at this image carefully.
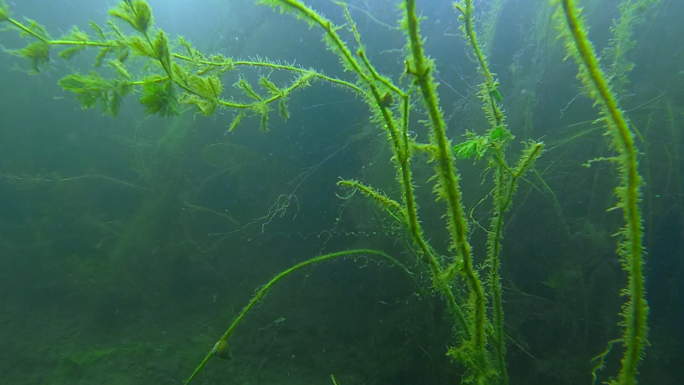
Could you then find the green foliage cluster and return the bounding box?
[0,0,335,125]
[452,126,512,161]
[59,72,134,117]
[6,19,51,73]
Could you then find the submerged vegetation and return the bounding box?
[0,0,680,384]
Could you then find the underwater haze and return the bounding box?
[0,0,682,384]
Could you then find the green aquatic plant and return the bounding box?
[1,0,540,383]
[1,0,344,122]
[58,71,135,117]
[451,1,545,382]
[0,0,660,383]
[553,1,649,384]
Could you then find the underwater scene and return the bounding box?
[0,0,682,384]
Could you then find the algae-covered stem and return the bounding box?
[403,0,488,364]
[453,1,513,382]
[555,1,648,384]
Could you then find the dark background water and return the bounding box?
[0,0,682,384]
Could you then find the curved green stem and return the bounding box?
[184,249,415,385]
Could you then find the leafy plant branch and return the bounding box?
[0,0,358,127]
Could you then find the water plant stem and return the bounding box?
[184,249,408,385]
[555,1,649,384]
